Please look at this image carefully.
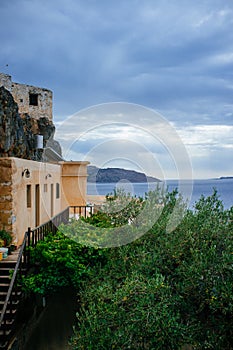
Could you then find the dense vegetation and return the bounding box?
[22,231,105,295]
[70,189,233,350]
[24,188,233,349]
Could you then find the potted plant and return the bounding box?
[0,230,12,247]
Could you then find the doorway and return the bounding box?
[35,184,40,227]
[51,184,54,218]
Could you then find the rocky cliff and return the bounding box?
[0,86,61,160]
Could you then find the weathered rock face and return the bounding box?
[0,86,61,160]
[0,86,27,158]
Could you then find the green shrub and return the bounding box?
[70,190,233,349]
[74,272,185,350]
[22,230,106,295]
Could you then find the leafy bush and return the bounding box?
[84,188,145,228]
[74,272,185,350]
[70,190,233,349]
[61,187,184,249]
[22,231,106,295]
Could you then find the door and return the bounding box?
[35,184,40,227]
[51,184,54,218]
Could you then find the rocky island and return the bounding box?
[87,165,160,183]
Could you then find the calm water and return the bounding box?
[87,178,233,209]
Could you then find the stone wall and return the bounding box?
[0,73,53,121]
[12,83,53,121]
[0,158,13,235]
[0,72,12,90]
[0,73,62,161]
[0,86,57,160]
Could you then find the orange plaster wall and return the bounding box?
[0,158,90,246]
[60,161,89,208]
[0,158,62,246]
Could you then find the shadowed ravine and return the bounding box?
[24,288,76,350]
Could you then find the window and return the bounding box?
[27,185,31,208]
[29,93,38,106]
[44,184,48,192]
[56,183,60,199]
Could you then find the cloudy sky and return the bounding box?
[1,0,233,179]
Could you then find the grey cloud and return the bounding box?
[1,0,233,177]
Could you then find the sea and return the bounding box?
[87,178,233,210]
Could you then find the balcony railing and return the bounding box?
[28,206,70,248]
[69,205,94,219]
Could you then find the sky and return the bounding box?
[0,0,233,179]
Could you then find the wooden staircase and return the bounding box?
[0,207,71,349]
[0,251,21,350]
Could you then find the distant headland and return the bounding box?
[218,176,233,180]
[87,166,160,183]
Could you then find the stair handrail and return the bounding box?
[0,232,28,327]
[0,206,70,329]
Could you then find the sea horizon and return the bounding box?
[87,178,233,209]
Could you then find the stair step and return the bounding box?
[1,309,17,319]
[0,293,7,302]
[0,276,11,284]
[0,254,18,260]
[0,268,14,276]
[0,319,14,326]
[1,253,18,258]
[0,340,10,350]
[0,299,19,308]
[0,284,10,292]
[0,251,23,349]
[9,251,19,255]
[0,291,21,300]
[0,262,16,270]
[0,259,17,264]
[0,329,11,337]
[0,341,8,349]
[0,319,15,331]
[0,311,17,328]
